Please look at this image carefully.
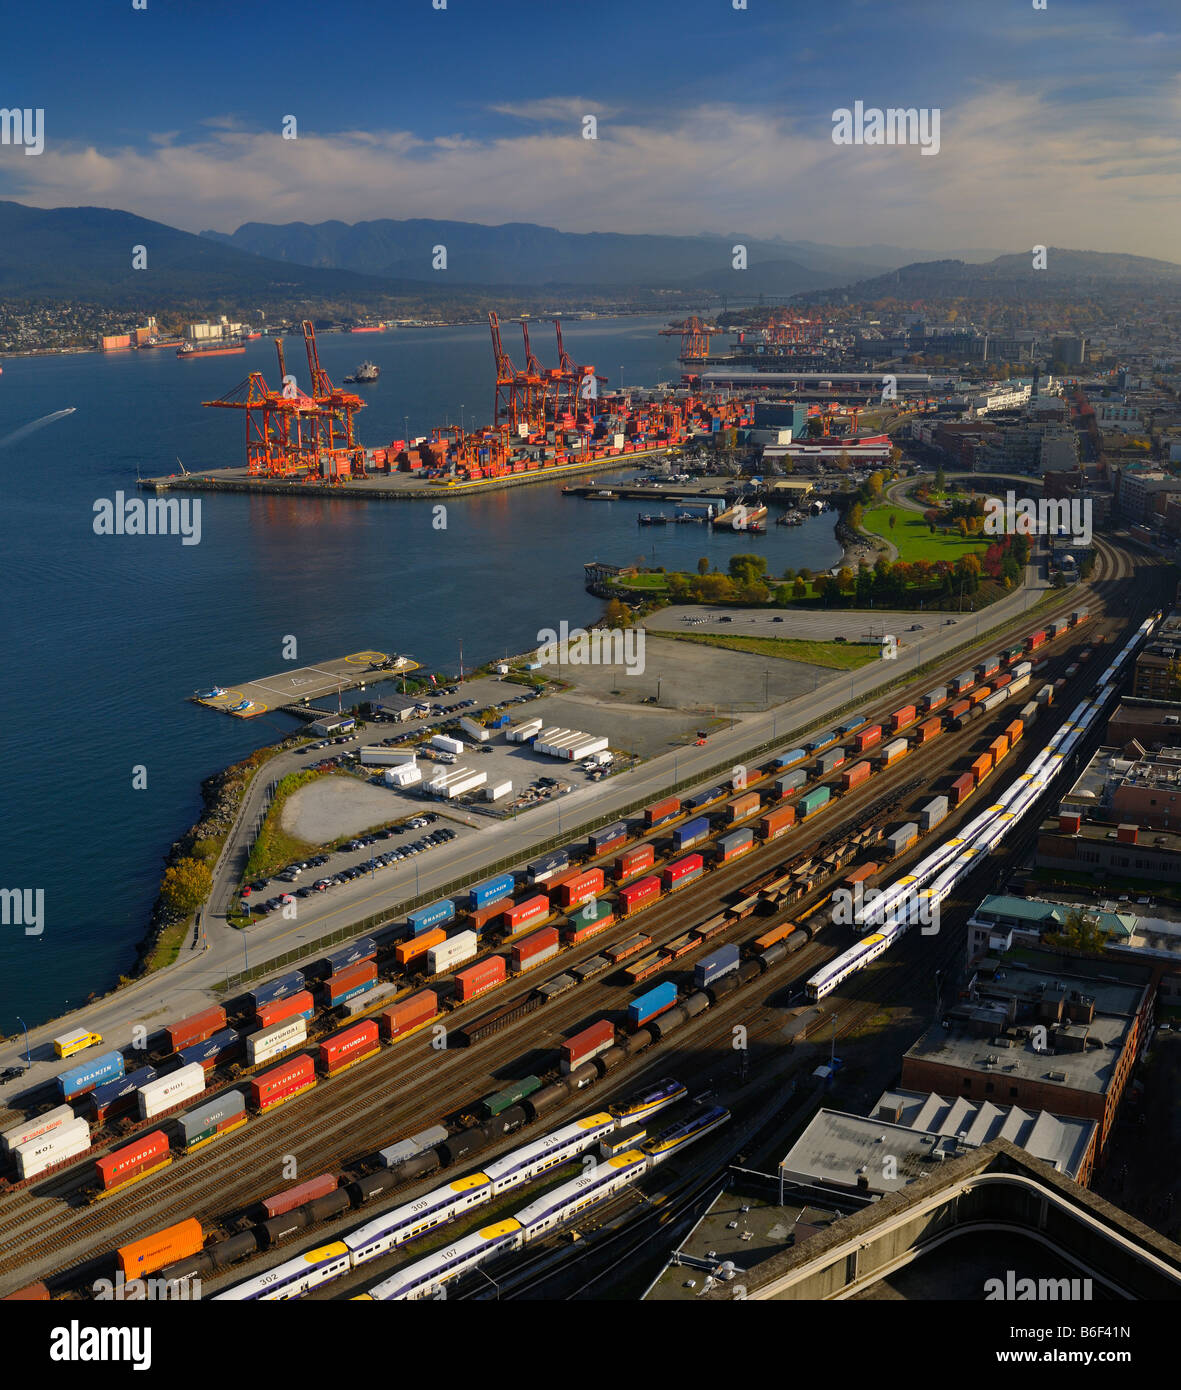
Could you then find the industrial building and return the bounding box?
[899,951,1153,1150]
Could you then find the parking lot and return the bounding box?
[645,605,956,643]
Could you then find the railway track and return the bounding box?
[0,538,1159,1293]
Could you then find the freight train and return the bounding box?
[805,614,1155,1001]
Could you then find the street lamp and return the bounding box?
[15,1016,30,1067]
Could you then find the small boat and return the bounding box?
[344,361,379,384]
[638,513,669,525]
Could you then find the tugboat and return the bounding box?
[344,361,380,384]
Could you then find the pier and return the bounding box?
[192,651,420,718]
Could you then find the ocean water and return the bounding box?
[0,317,839,1024]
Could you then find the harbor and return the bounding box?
[192,651,419,718]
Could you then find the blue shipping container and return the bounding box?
[628,981,678,1028]
[177,1028,240,1069]
[839,714,868,735]
[673,816,710,851]
[468,872,516,911]
[325,936,378,976]
[89,1065,157,1112]
[693,944,741,990]
[250,970,306,1010]
[684,787,724,811]
[408,900,455,935]
[775,749,807,770]
[526,851,570,884]
[57,1050,125,1101]
[328,979,378,1009]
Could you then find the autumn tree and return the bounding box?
[161,858,212,917]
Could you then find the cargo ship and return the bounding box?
[177,339,246,359]
[344,361,380,384]
[139,337,184,350]
[348,323,385,333]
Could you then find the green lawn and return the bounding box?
[616,572,670,591]
[670,632,879,670]
[861,504,991,564]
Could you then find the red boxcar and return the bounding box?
[1026,630,1046,651]
[166,1006,227,1054]
[644,795,681,828]
[561,1019,615,1072]
[261,1172,338,1219]
[662,853,703,892]
[759,804,796,840]
[614,844,655,882]
[469,900,508,932]
[95,1130,170,1192]
[454,955,506,1002]
[889,704,916,734]
[256,990,315,1031]
[553,868,604,910]
[249,1055,315,1112]
[511,926,560,972]
[325,961,377,1004]
[318,1020,380,1075]
[618,874,661,914]
[379,989,438,1041]
[854,724,882,752]
[502,894,550,934]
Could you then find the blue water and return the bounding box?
[0,317,840,1025]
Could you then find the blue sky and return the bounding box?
[2,0,1179,258]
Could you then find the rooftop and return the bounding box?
[971,893,1136,941]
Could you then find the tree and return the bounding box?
[935,465,946,490]
[813,574,833,605]
[888,512,897,531]
[848,501,865,530]
[697,556,710,576]
[775,584,794,605]
[161,858,212,917]
[604,598,633,628]
[728,553,767,586]
[866,470,885,499]
[837,566,854,593]
[1046,907,1111,954]
[793,576,807,599]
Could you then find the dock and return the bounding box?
[192,651,420,718]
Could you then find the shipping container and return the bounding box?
[843,863,879,888]
[889,704,916,734]
[920,687,948,713]
[914,717,943,746]
[717,829,754,863]
[879,738,908,768]
[759,803,796,840]
[247,1018,308,1066]
[88,1065,158,1120]
[949,772,976,806]
[502,894,550,935]
[177,1091,247,1150]
[407,900,455,935]
[946,698,971,722]
[618,875,661,915]
[990,737,1009,767]
[1008,675,1030,698]
[324,936,378,976]
[255,990,314,1032]
[694,943,740,990]
[2,1283,51,1301]
[164,1006,227,1054]
[798,786,831,818]
[379,989,439,1042]
[395,927,447,968]
[683,787,725,812]
[969,686,992,707]
[976,656,1000,680]
[561,1019,615,1073]
[563,898,615,944]
[482,1076,541,1117]
[427,930,479,975]
[753,921,796,951]
[248,1055,316,1112]
[250,971,306,1011]
[919,796,949,831]
[1025,630,1046,651]
[453,955,507,1003]
[663,852,704,892]
[13,1117,91,1180]
[526,850,570,885]
[587,822,629,856]
[853,724,883,752]
[951,672,975,695]
[627,982,678,1030]
[970,752,994,782]
[1005,719,1024,746]
[644,796,681,828]
[840,761,872,792]
[776,769,807,799]
[467,873,516,912]
[1,1104,76,1155]
[511,926,561,973]
[1036,686,1054,707]
[95,1130,171,1192]
[1011,661,1032,682]
[886,822,919,857]
[775,748,808,770]
[318,1020,381,1075]
[56,1050,125,1102]
[469,898,510,933]
[615,843,656,882]
[672,816,710,852]
[553,867,604,911]
[729,791,761,822]
[262,1173,339,1220]
[116,1219,204,1279]
[177,1028,241,1072]
[1071,609,1089,626]
[325,961,378,1005]
[818,748,846,774]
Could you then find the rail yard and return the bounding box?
[0,531,1169,1305]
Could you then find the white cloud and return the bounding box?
[0,90,1177,260]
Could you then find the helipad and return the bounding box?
[192,650,420,717]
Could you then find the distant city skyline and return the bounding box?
[1,0,1178,262]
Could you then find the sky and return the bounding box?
[1,0,1179,261]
